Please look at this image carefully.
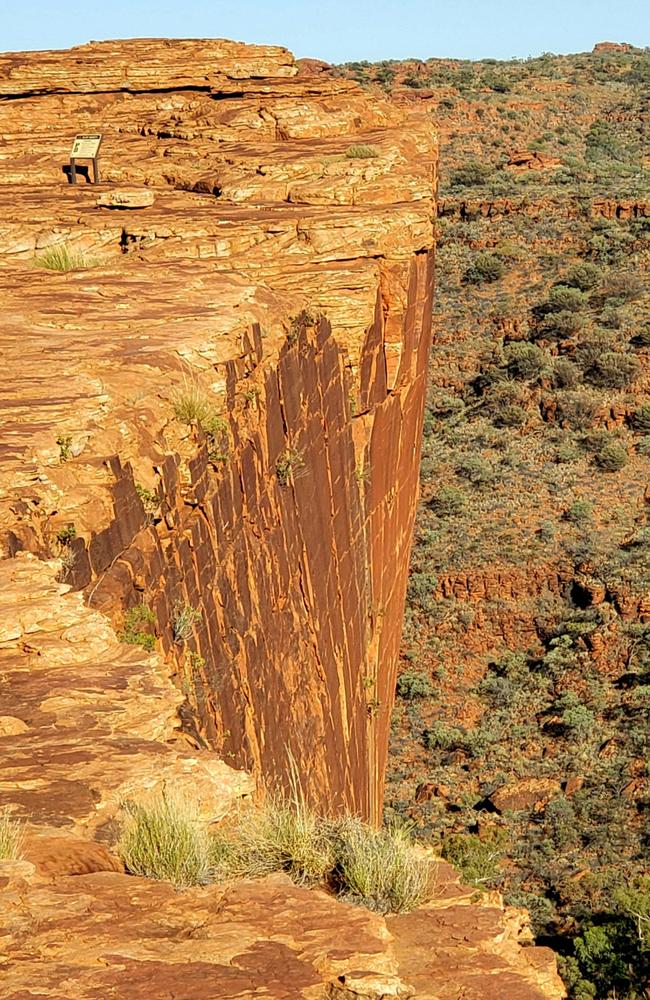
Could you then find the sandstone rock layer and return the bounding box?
[0,38,435,824]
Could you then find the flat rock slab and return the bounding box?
[96,188,155,209]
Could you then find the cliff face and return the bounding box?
[0,39,435,824]
[0,39,569,1000]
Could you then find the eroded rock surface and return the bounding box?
[0,37,435,822]
[0,37,564,999]
[0,858,564,999]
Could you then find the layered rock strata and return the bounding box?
[0,38,568,1000]
[0,38,435,824]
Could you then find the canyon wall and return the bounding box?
[0,40,569,1000]
[0,39,435,823]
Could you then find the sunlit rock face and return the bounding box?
[0,37,436,825]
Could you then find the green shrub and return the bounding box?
[449,162,494,187]
[456,455,495,485]
[556,441,580,463]
[135,484,160,519]
[584,352,640,388]
[539,309,587,339]
[565,500,593,524]
[171,602,201,643]
[55,522,77,546]
[562,703,596,737]
[463,253,505,285]
[57,435,73,462]
[118,794,212,887]
[564,263,602,291]
[596,443,628,471]
[504,343,546,380]
[407,571,438,614]
[428,486,467,516]
[120,604,156,651]
[441,830,507,885]
[0,809,24,860]
[547,285,589,313]
[552,358,581,388]
[422,721,466,751]
[396,670,434,699]
[276,447,305,486]
[632,405,650,433]
[345,144,379,159]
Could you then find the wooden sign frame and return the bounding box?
[68,134,102,185]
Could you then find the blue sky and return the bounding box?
[3,0,649,62]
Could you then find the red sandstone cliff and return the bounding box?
[0,38,435,824]
[0,39,565,998]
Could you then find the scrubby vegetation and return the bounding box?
[340,45,649,1000]
[119,790,436,913]
[171,601,201,643]
[119,794,212,888]
[120,603,157,651]
[171,380,229,462]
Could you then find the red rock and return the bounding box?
[490,778,562,813]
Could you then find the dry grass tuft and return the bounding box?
[34,244,97,271]
[345,144,380,159]
[332,817,435,913]
[211,782,436,913]
[118,793,212,888]
[0,809,24,861]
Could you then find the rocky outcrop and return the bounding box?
[0,37,436,824]
[0,854,564,999]
[0,37,569,1000]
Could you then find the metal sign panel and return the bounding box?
[70,134,102,159]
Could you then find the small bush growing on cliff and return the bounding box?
[0,809,24,861]
[276,448,305,486]
[135,483,160,520]
[171,602,201,644]
[118,794,212,888]
[171,381,228,461]
[120,603,156,651]
[345,144,379,159]
[34,244,96,271]
[57,435,73,462]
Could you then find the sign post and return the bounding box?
[68,134,102,184]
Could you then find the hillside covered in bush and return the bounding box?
[340,45,649,1000]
